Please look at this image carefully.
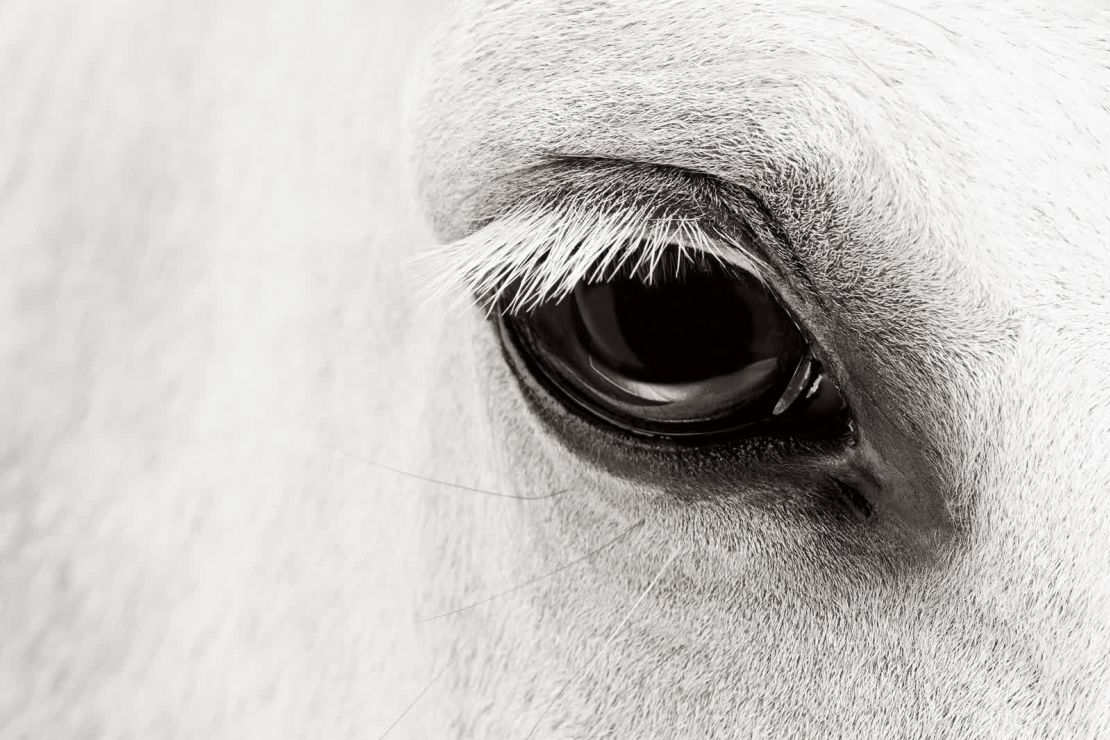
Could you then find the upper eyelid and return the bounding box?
[417,157,781,314]
[460,156,748,233]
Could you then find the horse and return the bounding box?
[3,0,1108,737]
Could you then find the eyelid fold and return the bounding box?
[414,158,775,317]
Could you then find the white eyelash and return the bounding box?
[416,196,767,316]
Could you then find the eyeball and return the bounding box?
[500,251,845,439]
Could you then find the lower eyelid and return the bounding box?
[494,304,854,462]
[476,308,884,555]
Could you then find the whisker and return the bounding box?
[418,520,646,622]
[876,0,960,37]
[524,546,684,739]
[320,444,570,500]
[376,657,455,740]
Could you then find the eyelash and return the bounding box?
[416,159,784,318]
[422,212,755,320]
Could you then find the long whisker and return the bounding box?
[418,519,646,622]
[524,546,684,739]
[321,444,571,500]
[376,656,455,740]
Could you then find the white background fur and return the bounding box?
[3,0,1110,737]
[2,0,444,735]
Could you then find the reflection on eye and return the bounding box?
[500,248,846,439]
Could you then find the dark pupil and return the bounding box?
[573,268,785,384]
[508,252,816,435]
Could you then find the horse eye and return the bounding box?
[500,255,846,439]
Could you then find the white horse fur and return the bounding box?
[3,0,1109,737]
